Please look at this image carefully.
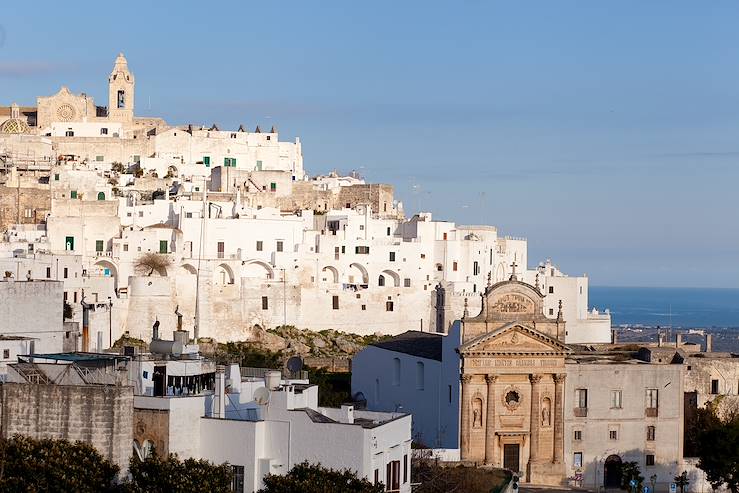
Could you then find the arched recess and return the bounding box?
[97,191,106,200]
[378,275,385,287]
[94,259,118,290]
[179,263,197,275]
[243,260,274,280]
[215,263,235,286]
[381,269,400,287]
[321,266,339,283]
[348,263,369,285]
[495,263,506,282]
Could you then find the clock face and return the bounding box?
[56,103,76,122]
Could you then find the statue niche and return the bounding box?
[472,398,483,428]
[541,397,552,427]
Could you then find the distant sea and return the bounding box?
[590,286,739,329]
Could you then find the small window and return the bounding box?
[386,301,394,312]
[647,426,655,441]
[387,227,391,236]
[452,261,458,271]
[403,454,408,484]
[361,304,366,311]
[270,182,276,191]
[203,156,210,167]
[646,454,655,466]
[138,211,144,217]
[256,240,263,251]
[549,308,554,316]
[70,190,77,199]
[276,241,283,252]
[95,240,104,252]
[143,370,149,379]
[96,155,104,162]
[609,429,618,440]
[549,286,555,294]
[256,160,263,171]
[261,296,268,310]
[65,130,74,137]
[355,246,370,254]
[65,236,74,251]
[46,267,51,278]
[63,267,69,279]
[574,430,582,441]
[185,212,193,218]
[123,244,129,252]
[159,240,168,254]
[389,252,396,262]
[54,173,60,181]
[404,278,411,288]
[332,296,339,310]
[100,128,108,135]
[711,379,719,394]
[573,452,583,468]
[448,385,452,403]
[443,232,448,240]
[3,349,10,359]
[436,263,443,272]
[576,389,588,408]
[611,390,623,409]
[646,389,659,409]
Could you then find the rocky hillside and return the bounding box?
[257,325,389,357]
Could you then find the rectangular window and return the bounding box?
[574,430,582,441]
[54,173,59,181]
[609,429,618,440]
[361,304,366,311]
[646,454,655,466]
[573,452,583,468]
[611,390,623,409]
[2,349,9,359]
[117,90,125,108]
[203,156,210,167]
[46,267,51,278]
[70,190,77,199]
[332,296,339,310]
[256,241,263,251]
[261,296,268,310]
[549,286,555,294]
[403,454,408,484]
[96,240,104,252]
[276,241,284,253]
[63,267,68,279]
[549,308,554,316]
[159,240,168,254]
[449,385,452,403]
[100,127,108,135]
[453,261,458,271]
[123,244,129,252]
[389,252,396,262]
[133,155,141,164]
[576,389,588,408]
[355,246,370,254]
[270,182,276,191]
[65,130,74,137]
[231,465,245,493]
[224,157,230,167]
[647,426,655,441]
[374,469,379,486]
[256,160,263,171]
[386,301,394,312]
[404,278,411,288]
[387,227,391,236]
[646,389,659,409]
[711,379,719,394]
[231,158,237,167]
[96,155,104,161]
[217,241,224,258]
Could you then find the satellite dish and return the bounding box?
[254,386,271,405]
[286,356,303,373]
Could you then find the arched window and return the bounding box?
[416,361,424,390]
[378,275,385,287]
[97,191,105,200]
[393,358,400,386]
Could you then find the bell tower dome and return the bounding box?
[108,53,135,122]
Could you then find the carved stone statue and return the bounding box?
[473,398,483,427]
[541,398,551,426]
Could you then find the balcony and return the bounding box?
[574,407,588,417]
[645,407,658,418]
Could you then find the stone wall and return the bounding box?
[0,185,51,232]
[0,383,133,474]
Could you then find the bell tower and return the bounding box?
[108,53,135,122]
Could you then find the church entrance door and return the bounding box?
[604,455,622,488]
[503,443,520,473]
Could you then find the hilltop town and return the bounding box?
[0,55,737,493]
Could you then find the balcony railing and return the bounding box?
[574,407,588,417]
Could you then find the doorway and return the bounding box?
[604,454,623,488]
[503,443,520,473]
[153,366,166,397]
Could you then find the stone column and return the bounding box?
[484,374,498,465]
[460,374,472,459]
[528,374,543,463]
[553,373,566,464]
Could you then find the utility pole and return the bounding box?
[282,268,287,328]
[108,296,113,349]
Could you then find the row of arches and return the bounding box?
[320,265,402,287]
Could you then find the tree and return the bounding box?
[258,462,384,493]
[621,461,644,492]
[126,451,232,493]
[694,404,739,493]
[674,471,690,493]
[134,252,172,277]
[0,435,119,493]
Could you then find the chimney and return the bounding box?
[705,333,713,353]
[152,320,160,340]
[675,333,682,348]
[215,365,226,419]
[265,370,281,391]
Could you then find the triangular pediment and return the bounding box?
[459,323,570,356]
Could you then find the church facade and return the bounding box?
[457,271,569,483]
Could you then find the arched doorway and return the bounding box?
[97,191,106,200]
[604,454,622,488]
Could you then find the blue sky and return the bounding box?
[2,1,738,288]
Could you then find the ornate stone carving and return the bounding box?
[461,374,472,384]
[56,103,76,122]
[491,294,534,314]
[485,374,498,384]
[553,373,566,383]
[529,374,543,384]
[503,387,522,411]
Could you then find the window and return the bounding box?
[374,469,379,486]
[54,173,59,181]
[393,358,400,386]
[403,454,408,484]
[117,90,125,108]
[449,385,452,403]
[230,133,237,139]
[647,426,655,441]
[63,267,69,279]
[65,130,74,137]
[270,182,276,191]
[378,275,385,287]
[70,190,77,199]
[646,389,659,409]
[443,232,448,240]
[24,208,33,218]
[404,278,411,288]
[256,160,263,170]
[436,263,443,272]
[276,241,283,253]
[100,127,108,135]
[576,389,588,408]
[387,227,391,236]
[261,296,268,310]
[711,379,719,394]
[332,296,339,310]
[609,429,618,440]
[138,211,144,217]
[159,240,168,254]
[453,261,458,271]
[473,261,480,275]
[574,430,582,441]
[386,301,394,312]
[123,244,129,252]
[97,191,105,200]
[549,286,554,294]
[217,241,224,258]
[549,308,554,316]
[46,267,51,278]
[203,156,210,167]
[142,371,149,379]
[3,349,9,359]
[96,240,104,252]
[256,240,263,251]
[386,460,400,491]
[573,452,583,468]
[416,361,424,390]
[133,155,141,164]
[389,252,396,262]
[231,465,245,493]
[611,390,623,409]
[646,454,655,466]
[356,246,370,254]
